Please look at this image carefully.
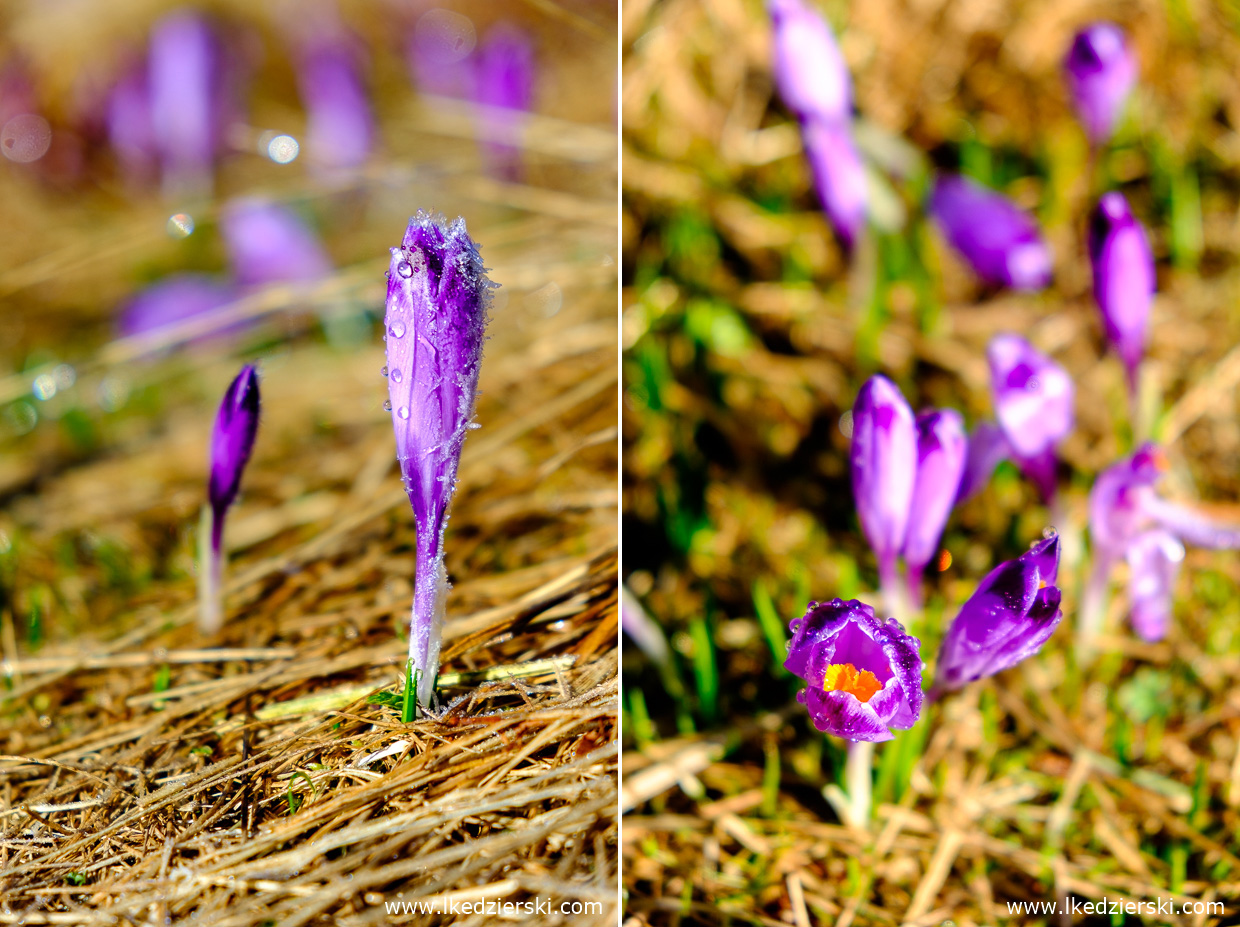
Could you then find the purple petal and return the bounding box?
[801,687,894,742]
[385,212,494,702]
[1088,442,1164,559]
[767,0,851,123]
[208,364,261,533]
[904,408,967,574]
[621,585,671,668]
[955,420,1011,503]
[1089,192,1154,380]
[1141,495,1240,551]
[298,40,373,170]
[472,23,536,181]
[407,8,477,99]
[106,67,157,180]
[1012,447,1059,502]
[117,274,238,340]
[1064,23,1136,145]
[987,334,1074,460]
[1126,529,1184,642]
[802,116,868,249]
[930,174,1052,290]
[850,375,916,569]
[221,198,332,287]
[934,534,1063,692]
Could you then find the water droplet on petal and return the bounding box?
[396,261,413,279]
[383,399,392,412]
[389,321,406,338]
[391,368,402,383]
[381,366,388,378]
[398,406,410,420]
[1042,526,1057,539]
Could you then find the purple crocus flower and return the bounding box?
[802,117,868,250]
[385,212,494,704]
[1084,444,1240,642]
[767,0,851,124]
[472,23,535,181]
[850,375,916,590]
[148,11,229,195]
[200,364,261,633]
[931,534,1062,695]
[1064,23,1136,147]
[986,334,1074,500]
[106,67,157,183]
[785,599,923,742]
[298,38,373,171]
[221,198,332,288]
[117,274,238,341]
[1089,191,1154,395]
[905,409,967,587]
[930,174,1053,290]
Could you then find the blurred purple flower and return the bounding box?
[930,174,1053,290]
[1086,444,1240,641]
[621,585,671,669]
[850,375,916,589]
[1064,23,1136,146]
[106,67,157,181]
[221,198,331,287]
[932,534,1062,695]
[802,117,868,250]
[905,409,967,585]
[986,334,1074,500]
[767,0,851,123]
[956,420,1011,504]
[406,8,477,99]
[1089,191,1154,394]
[117,274,237,341]
[785,598,923,742]
[385,212,494,704]
[148,11,231,195]
[298,39,373,170]
[472,23,535,180]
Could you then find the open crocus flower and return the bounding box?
[1064,23,1136,147]
[1084,444,1240,642]
[850,376,966,605]
[1089,192,1154,397]
[930,174,1053,290]
[932,534,1062,695]
[785,599,923,742]
[958,336,1074,502]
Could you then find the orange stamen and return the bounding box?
[822,663,882,703]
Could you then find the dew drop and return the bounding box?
[389,321,406,338]
[390,368,403,383]
[166,213,195,238]
[396,261,413,279]
[1,114,51,163]
[383,399,392,412]
[398,406,410,420]
[1042,526,1057,538]
[381,366,388,378]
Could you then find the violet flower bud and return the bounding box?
[930,174,1053,290]
[955,421,1011,504]
[200,364,260,634]
[1064,23,1136,147]
[850,375,916,588]
[472,23,535,181]
[767,0,851,124]
[1089,191,1154,393]
[298,39,373,171]
[932,534,1062,694]
[785,599,923,742]
[117,274,237,341]
[148,11,228,195]
[106,67,157,182]
[1126,529,1184,642]
[802,117,868,250]
[385,212,494,705]
[904,409,967,581]
[987,334,1074,500]
[221,198,332,288]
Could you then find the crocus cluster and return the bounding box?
[767,0,867,248]
[1085,444,1240,642]
[200,364,261,634]
[1064,23,1136,147]
[849,375,966,605]
[958,335,1074,503]
[785,534,1063,741]
[384,212,494,705]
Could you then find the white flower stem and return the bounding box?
[1078,558,1112,660]
[197,504,223,635]
[844,740,874,829]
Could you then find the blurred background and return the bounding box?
[622,0,1240,923]
[0,0,618,921]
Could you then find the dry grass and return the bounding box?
[0,0,618,923]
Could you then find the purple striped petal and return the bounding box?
[904,408,967,574]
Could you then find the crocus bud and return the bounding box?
[785,599,923,742]
[201,364,260,634]
[1126,529,1184,642]
[1089,192,1154,392]
[221,198,332,287]
[148,11,229,195]
[385,212,494,705]
[930,174,1053,290]
[1064,23,1136,146]
[850,375,916,586]
[932,534,1062,694]
[472,23,535,181]
[987,334,1074,500]
[117,274,237,341]
[904,409,967,580]
[106,67,157,182]
[767,0,851,124]
[802,117,868,250]
[955,421,1010,504]
[298,40,373,171]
